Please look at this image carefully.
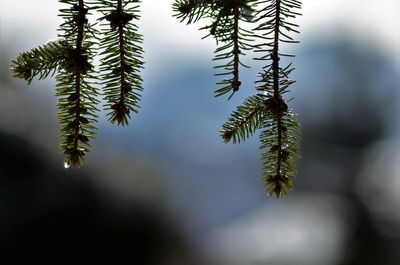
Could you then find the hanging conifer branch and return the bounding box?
[10,40,71,84]
[173,0,256,99]
[57,0,99,168]
[10,0,145,168]
[10,1,303,197]
[212,1,257,98]
[221,94,266,143]
[173,0,213,24]
[98,0,144,126]
[256,0,301,197]
[222,0,301,197]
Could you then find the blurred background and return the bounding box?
[0,0,399,263]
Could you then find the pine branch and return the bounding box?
[221,0,301,197]
[9,0,303,193]
[98,0,144,126]
[221,94,266,143]
[173,0,256,99]
[172,0,214,24]
[211,0,256,98]
[260,110,300,197]
[10,39,71,84]
[57,0,99,168]
[254,0,302,197]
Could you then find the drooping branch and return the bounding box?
[221,94,266,143]
[116,0,128,124]
[271,0,285,190]
[99,0,144,126]
[256,0,301,197]
[174,0,256,99]
[9,0,303,193]
[57,0,99,168]
[231,5,241,96]
[72,0,85,164]
[10,40,71,84]
[222,0,302,197]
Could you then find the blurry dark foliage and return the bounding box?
[0,131,199,263]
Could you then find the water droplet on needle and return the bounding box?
[64,162,70,169]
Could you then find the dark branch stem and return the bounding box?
[73,0,85,151]
[117,0,126,104]
[272,0,281,98]
[273,0,283,178]
[76,0,84,53]
[232,5,240,93]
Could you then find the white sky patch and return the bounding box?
[206,193,352,265]
[1,0,398,64]
[0,0,61,48]
[299,0,399,66]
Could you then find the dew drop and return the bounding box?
[64,162,70,169]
